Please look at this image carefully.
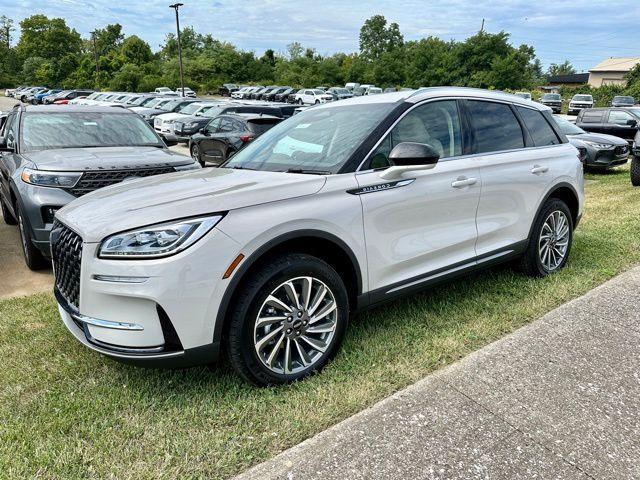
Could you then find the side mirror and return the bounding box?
[627,119,638,127]
[199,128,206,135]
[164,138,178,147]
[379,142,440,180]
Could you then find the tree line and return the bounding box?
[0,13,638,100]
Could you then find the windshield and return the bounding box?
[202,106,225,118]
[554,116,585,135]
[613,96,634,103]
[179,103,207,115]
[161,100,186,112]
[573,95,592,101]
[224,103,396,173]
[543,94,561,100]
[627,108,640,118]
[21,112,163,152]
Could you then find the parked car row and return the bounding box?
[229,83,399,105]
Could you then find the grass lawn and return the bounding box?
[2,167,639,479]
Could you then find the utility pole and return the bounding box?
[169,3,185,97]
[480,18,485,34]
[91,31,99,89]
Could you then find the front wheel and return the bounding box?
[190,144,203,167]
[16,203,48,271]
[297,99,303,105]
[519,198,573,277]
[227,254,349,386]
[630,156,640,186]
[1,194,17,225]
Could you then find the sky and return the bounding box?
[1,0,638,72]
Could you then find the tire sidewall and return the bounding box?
[231,255,349,385]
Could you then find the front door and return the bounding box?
[606,109,638,143]
[357,99,481,295]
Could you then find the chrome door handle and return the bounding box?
[531,165,549,174]
[451,177,477,188]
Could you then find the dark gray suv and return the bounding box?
[0,105,200,269]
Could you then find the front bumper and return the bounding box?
[55,227,241,367]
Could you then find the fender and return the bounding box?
[212,229,364,350]
[526,181,581,241]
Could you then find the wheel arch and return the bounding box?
[213,229,363,349]
[528,182,580,240]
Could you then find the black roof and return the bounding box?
[548,73,589,84]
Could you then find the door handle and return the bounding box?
[451,176,477,188]
[531,165,549,174]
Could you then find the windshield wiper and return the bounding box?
[285,168,331,175]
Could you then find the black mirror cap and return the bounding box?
[627,119,638,127]
[389,142,440,167]
[164,138,178,147]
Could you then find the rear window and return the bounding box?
[248,119,282,134]
[516,107,560,146]
[467,101,525,153]
[580,110,605,123]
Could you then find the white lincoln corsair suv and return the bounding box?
[53,87,584,385]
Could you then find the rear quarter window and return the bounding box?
[516,107,560,146]
[466,100,525,153]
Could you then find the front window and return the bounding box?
[224,103,397,174]
[573,95,593,102]
[21,112,163,152]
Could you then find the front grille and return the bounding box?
[70,166,175,197]
[615,145,629,156]
[51,220,83,309]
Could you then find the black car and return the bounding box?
[554,115,629,170]
[611,96,636,107]
[540,93,562,113]
[576,107,640,145]
[175,104,296,143]
[275,88,297,102]
[251,86,277,100]
[264,87,291,102]
[219,83,239,97]
[0,105,200,269]
[188,113,282,167]
[286,90,299,104]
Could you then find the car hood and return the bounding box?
[57,168,327,242]
[130,107,165,115]
[568,132,629,146]
[24,147,194,172]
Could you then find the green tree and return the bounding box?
[92,23,124,55]
[547,60,575,77]
[16,15,82,63]
[120,35,153,66]
[359,15,403,62]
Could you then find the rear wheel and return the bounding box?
[16,202,48,271]
[519,198,573,277]
[227,253,349,386]
[630,156,640,186]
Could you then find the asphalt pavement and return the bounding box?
[236,267,640,480]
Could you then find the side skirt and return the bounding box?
[361,241,528,309]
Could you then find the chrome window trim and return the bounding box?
[355,96,567,174]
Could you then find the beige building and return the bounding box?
[588,57,640,87]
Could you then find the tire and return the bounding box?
[315,100,320,105]
[297,99,303,105]
[519,198,573,277]
[631,156,640,187]
[190,144,203,167]
[1,193,17,225]
[16,202,48,271]
[227,253,349,386]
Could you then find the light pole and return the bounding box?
[91,30,99,89]
[169,3,185,97]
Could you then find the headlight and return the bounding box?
[582,141,614,149]
[21,168,82,188]
[98,215,223,259]
[184,122,197,128]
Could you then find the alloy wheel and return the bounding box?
[17,210,30,262]
[538,210,570,272]
[191,144,200,162]
[253,276,338,375]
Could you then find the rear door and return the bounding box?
[577,109,607,134]
[469,100,564,256]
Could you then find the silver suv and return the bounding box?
[52,88,584,385]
